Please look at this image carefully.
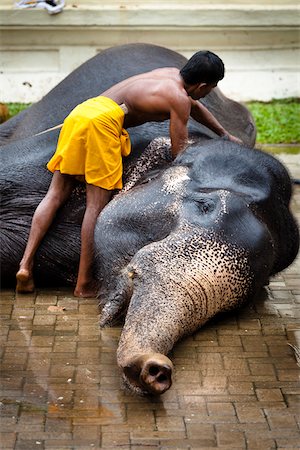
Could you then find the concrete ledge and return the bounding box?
[1,3,300,27]
[1,2,299,102]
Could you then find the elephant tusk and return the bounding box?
[35,123,63,136]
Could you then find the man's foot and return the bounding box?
[16,268,35,293]
[74,280,99,298]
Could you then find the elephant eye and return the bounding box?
[196,199,215,214]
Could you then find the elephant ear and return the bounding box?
[257,151,299,275]
[269,199,299,275]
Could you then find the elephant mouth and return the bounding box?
[121,373,149,396]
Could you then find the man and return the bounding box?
[16,50,242,298]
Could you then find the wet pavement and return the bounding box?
[1,155,299,450]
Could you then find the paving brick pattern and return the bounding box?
[1,168,299,449]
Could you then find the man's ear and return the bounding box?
[189,82,207,90]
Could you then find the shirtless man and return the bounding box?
[16,50,242,298]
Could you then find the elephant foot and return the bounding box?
[16,268,35,293]
[74,280,99,298]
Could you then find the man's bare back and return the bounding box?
[101,68,189,129]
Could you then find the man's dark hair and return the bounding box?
[180,50,225,85]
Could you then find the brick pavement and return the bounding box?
[0,161,299,450]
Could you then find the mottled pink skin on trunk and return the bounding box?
[114,223,253,395]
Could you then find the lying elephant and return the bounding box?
[0,43,256,286]
[1,44,298,396]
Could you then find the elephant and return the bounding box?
[0,43,256,287]
[0,44,298,395]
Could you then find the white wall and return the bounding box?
[0,1,299,102]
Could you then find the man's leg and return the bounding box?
[74,184,112,298]
[16,171,75,293]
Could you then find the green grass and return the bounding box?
[4,99,300,145]
[6,102,31,119]
[246,98,300,144]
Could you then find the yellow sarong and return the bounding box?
[47,96,131,190]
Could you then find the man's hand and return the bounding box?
[190,101,244,146]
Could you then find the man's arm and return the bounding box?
[190,100,243,144]
[169,98,191,157]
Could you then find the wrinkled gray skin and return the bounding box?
[1,44,297,396]
[95,137,299,395]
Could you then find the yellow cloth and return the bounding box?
[47,96,131,190]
